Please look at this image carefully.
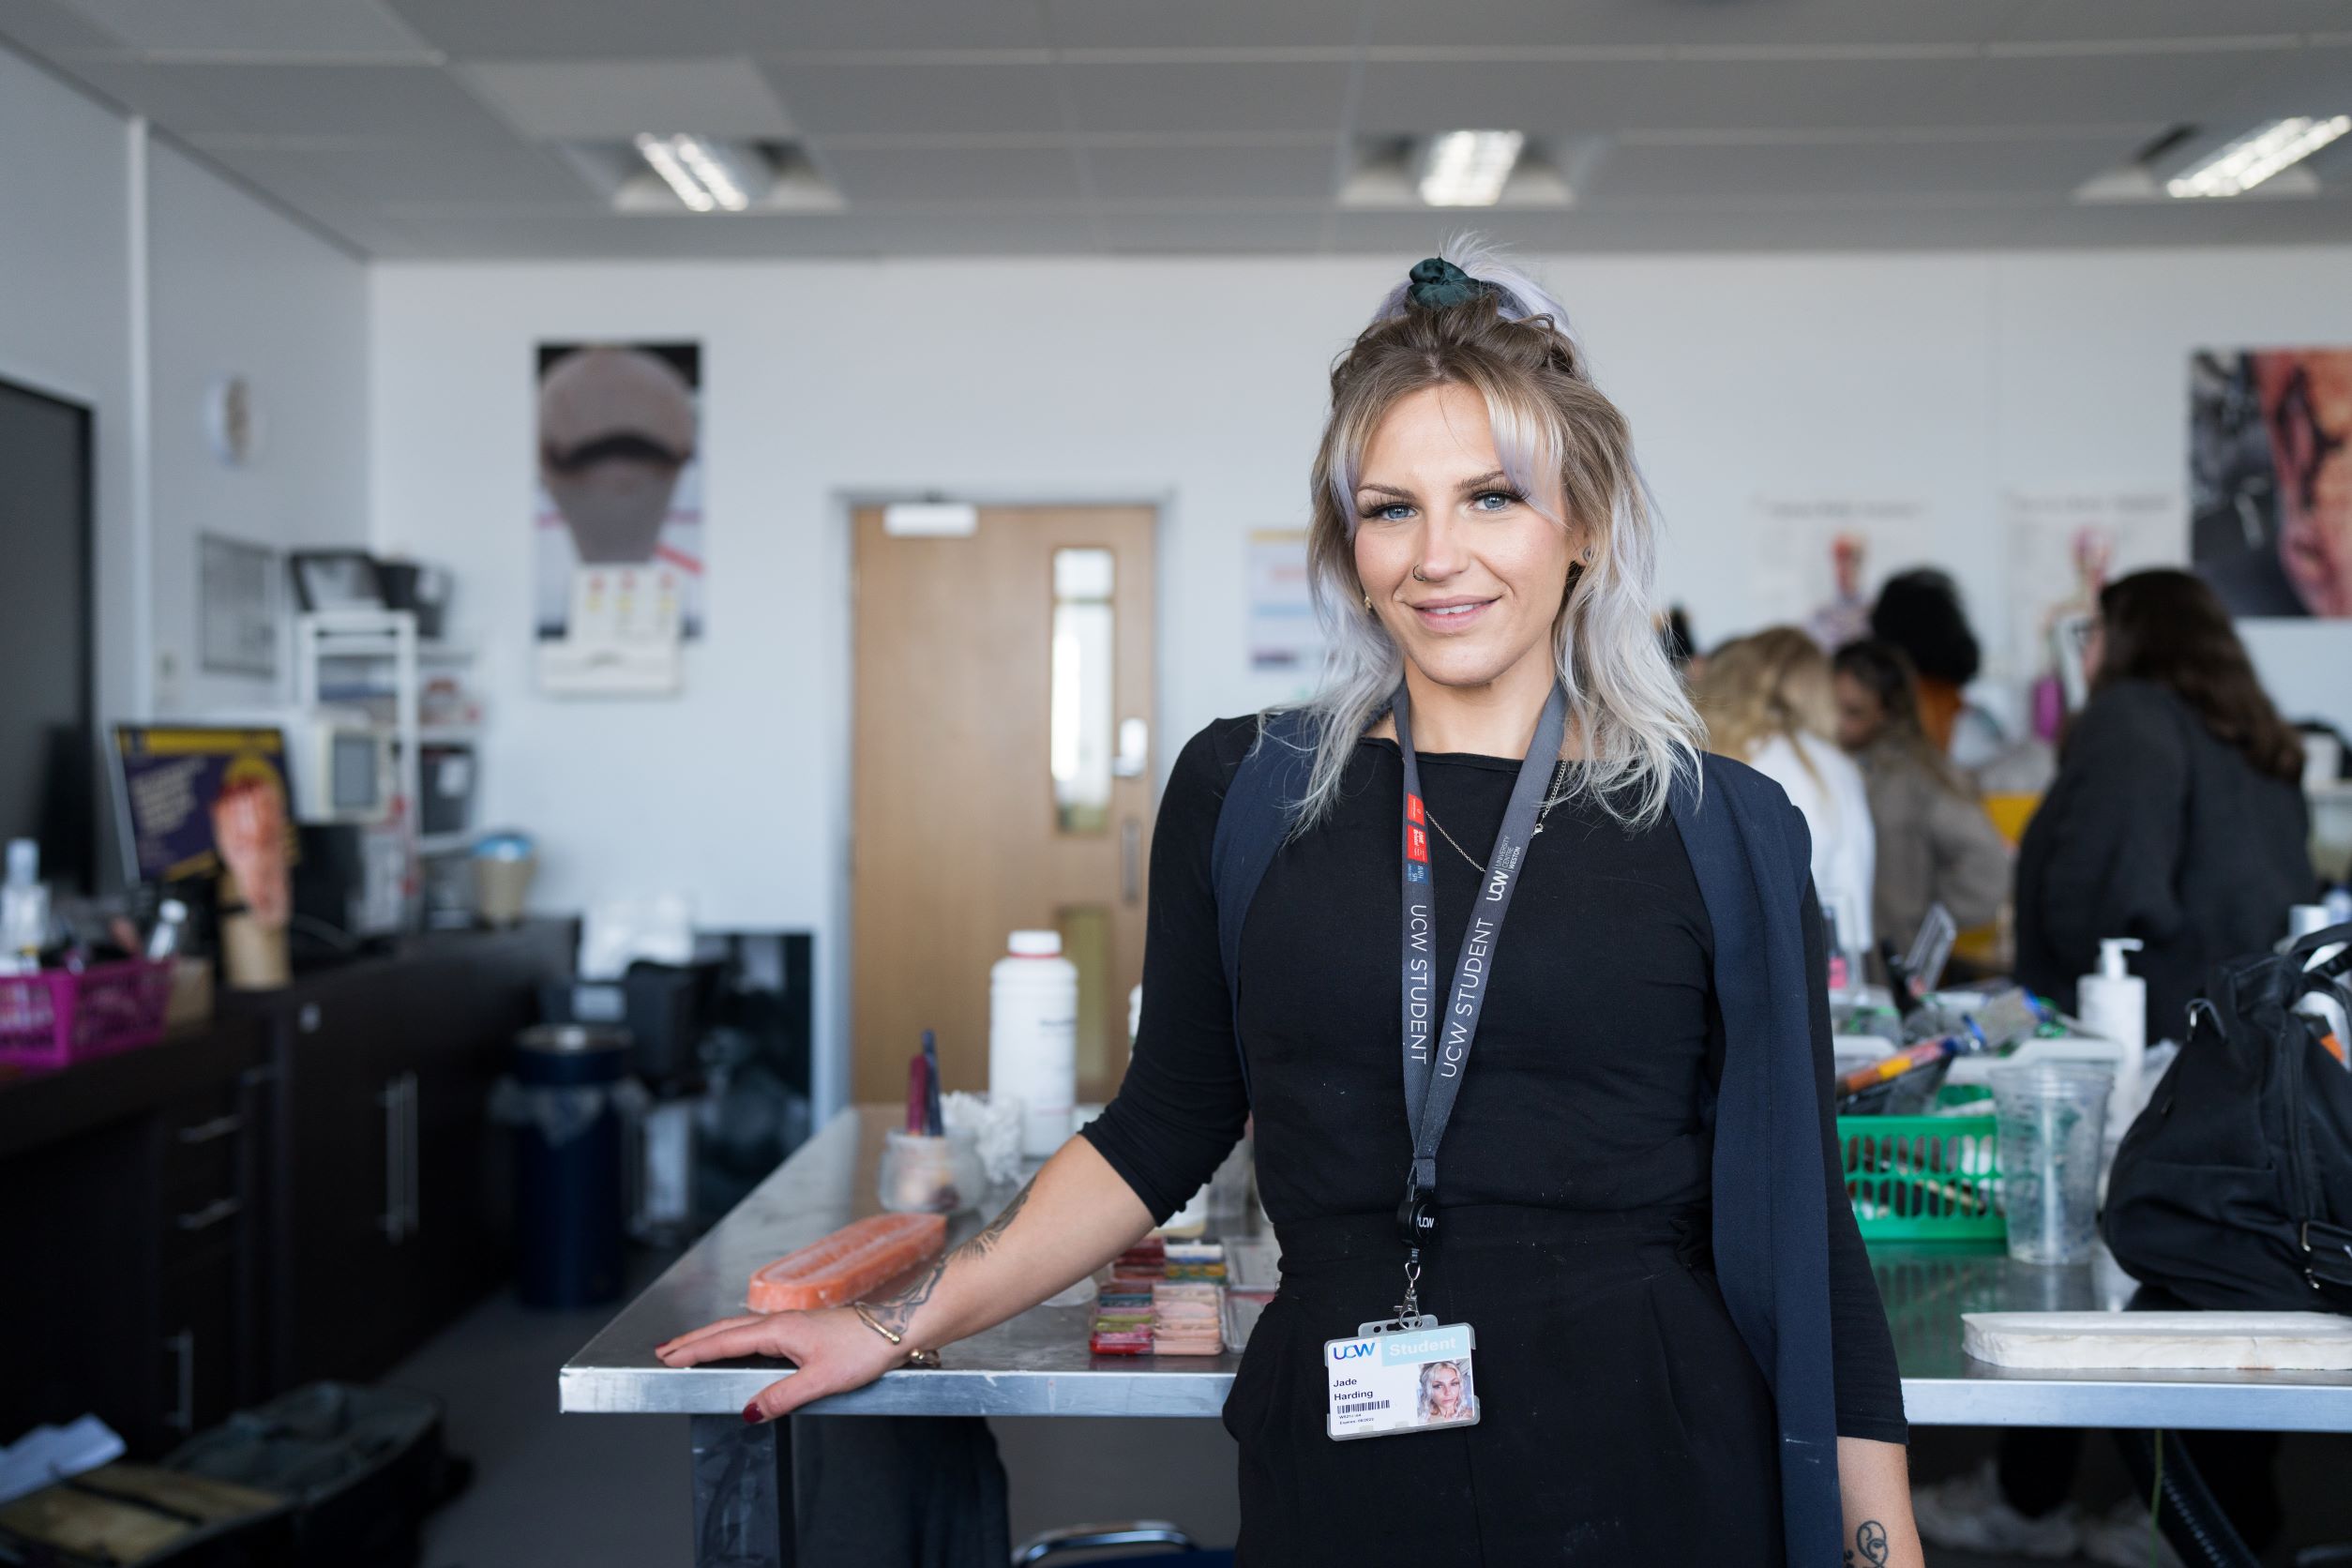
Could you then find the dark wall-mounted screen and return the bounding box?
[0,376,96,893]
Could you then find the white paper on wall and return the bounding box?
[1748,494,1937,631]
[1998,488,2185,683]
[1247,529,1319,676]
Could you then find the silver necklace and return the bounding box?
[1421,761,1571,876]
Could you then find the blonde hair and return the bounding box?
[1282,239,1701,830]
[1694,626,1838,766]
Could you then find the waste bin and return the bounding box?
[494,1023,641,1308]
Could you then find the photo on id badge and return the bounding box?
[1324,1322,1480,1440]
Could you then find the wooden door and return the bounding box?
[852,505,1156,1108]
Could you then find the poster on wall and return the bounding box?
[1999,488,2183,681]
[198,533,278,678]
[1748,494,1937,641]
[534,341,704,643]
[1247,529,1320,674]
[2191,347,2352,618]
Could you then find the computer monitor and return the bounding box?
[110,725,295,885]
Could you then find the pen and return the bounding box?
[922,1029,944,1135]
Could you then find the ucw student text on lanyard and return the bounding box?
[1323,681,1570,1442]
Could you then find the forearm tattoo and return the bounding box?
[857,1176,1036,1339]
[1844,1519,1890,1567]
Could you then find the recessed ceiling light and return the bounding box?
[2164,115,2350,199]
[632,132,762,213]
[1418,130,1526,208]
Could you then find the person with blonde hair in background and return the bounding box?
[1696,627,1878,957]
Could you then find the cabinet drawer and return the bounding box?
[158,1085,248,1204]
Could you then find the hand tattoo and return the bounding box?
[857,1177,1035,1339]
[1853,1519,1889,1567]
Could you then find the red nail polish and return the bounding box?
[742,1402,762,1425]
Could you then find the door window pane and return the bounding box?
[1050,548,1115,835]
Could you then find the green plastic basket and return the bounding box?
[1835,1111,2004,1242]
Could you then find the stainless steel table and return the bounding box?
[564,1107,2352,1564]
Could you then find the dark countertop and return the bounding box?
[0,919,575,1161]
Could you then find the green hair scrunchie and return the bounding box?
[1405,256,1495,309]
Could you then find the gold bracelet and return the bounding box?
[852,1303,942,1368]
[850,1302,903,1345]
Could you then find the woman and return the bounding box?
[1696,626,1879,958]
[1832,639,2011,961]
[1417,1359,1475,1425]
[2015,568,2314,1045]
[1869,568,1980,756]
[657,251,1919,1566]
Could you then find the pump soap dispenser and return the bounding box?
[2078,937,2146,1054]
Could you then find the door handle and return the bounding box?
[379,1078,408,1243]
[1121,819,1141,905]
[176,1197,243,1233]
[176,1113,245,1145]
[164,1329,195,1436]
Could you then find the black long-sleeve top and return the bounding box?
[1080,716,1908,1443]
[2016,679,2314,1041]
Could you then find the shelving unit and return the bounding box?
[292,611,483,913]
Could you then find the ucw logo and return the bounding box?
[1332,1341,1377,1361]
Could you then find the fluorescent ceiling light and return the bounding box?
[2164,115,2350,199]
[632,132,755,212]
[1419,130,1525,208]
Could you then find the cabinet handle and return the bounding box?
[403,1072,421,1237]
[176,1197,243,1233]
[1121,818,1141,905]
[379,1078,408,1243]
[176,1113,245,1145]
[165,1329,195,1436]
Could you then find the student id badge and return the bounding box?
[1323,1317,1481,1440]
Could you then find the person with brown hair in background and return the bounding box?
[1832,640,2010,964]
[2015,568,2315,1044]
[1869,568,1981,756]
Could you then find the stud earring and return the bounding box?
[1363,591,1375,611]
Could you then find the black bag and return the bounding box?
[2103,921,2352,1311]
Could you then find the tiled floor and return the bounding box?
[386,1260,2351,1567]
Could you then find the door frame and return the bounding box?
[820,485,1176,1123]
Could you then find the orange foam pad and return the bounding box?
[746,1212,948,1313]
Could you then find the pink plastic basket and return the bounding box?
[0,958,175,1071]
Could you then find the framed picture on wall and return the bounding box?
[2191,347,2352,619]
[199,533,279,676]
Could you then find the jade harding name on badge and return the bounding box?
[1323,1322,1480,1440]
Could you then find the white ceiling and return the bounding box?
[4,0,2350,258]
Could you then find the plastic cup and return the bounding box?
[1991,1063,2112,1265]
[879,1127,984,1215]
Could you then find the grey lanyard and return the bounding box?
[1393,681,1570,1256]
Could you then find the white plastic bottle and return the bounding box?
[2077,937,2148,1123]
[989,929,1079,1157]
[2,839,49,975]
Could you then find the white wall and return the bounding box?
[0,43,370,760]
[0,44,138,731]
[369,246,2352,1108]
[146,142,371,716]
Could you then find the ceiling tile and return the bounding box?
[1063,61,1350,134]
[1085,142,1339,201]
[1987,1,2352,43]
[382,0,1045,59]
[816,144,1083,204]
[363,209,1103,259]
[1591,132,2153,202]
[465,57,792,140]
[1360,0,2013,49]
[52,0,431,56]
[1094,211,1331,251]
[196,136,601,205]
[761,59,1064,137]
[1953,47,2288,127]
[1352,57,1977,136]
[1043,0,1364,49]
[0,0,126,53]
[53,59,519,139]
